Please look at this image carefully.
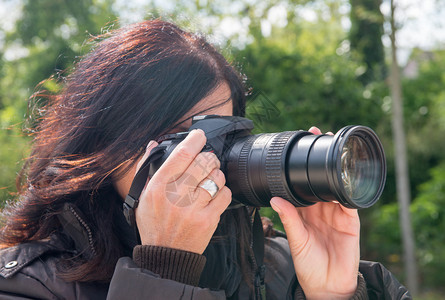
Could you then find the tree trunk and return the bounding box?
[389,0,419,295]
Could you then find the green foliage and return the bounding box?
[238,21,385,134]
[0,53,31,205]
[401,50,445,205]
[7,0,117,89]
[412,163,445,288]
[361,202,403,272]
[416,291,445,300]
[0,0,118,205]
[0,127,29,206]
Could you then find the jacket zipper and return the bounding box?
[68,205,97,256]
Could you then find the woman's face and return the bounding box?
[169,81,233,132]
[114,82,233,199]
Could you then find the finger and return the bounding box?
[170,152,220,200]
[270,197,309,257]
[152,129,207,184]
[179,152,220,188]
[308,126,322,135]
[339,204,360,218]
[194,169,226,205]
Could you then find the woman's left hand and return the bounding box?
[270,126,360,300]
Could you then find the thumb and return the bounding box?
[270,197,309,256]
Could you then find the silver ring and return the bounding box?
[199,179,219,199]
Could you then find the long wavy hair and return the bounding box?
[0,20,251,283]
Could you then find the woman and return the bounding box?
[0,19,409,299]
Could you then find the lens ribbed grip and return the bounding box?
[265,132,295,201]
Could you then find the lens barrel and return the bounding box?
[224,126,386,209]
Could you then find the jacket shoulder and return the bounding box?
[0,236,68,279]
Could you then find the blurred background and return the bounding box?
[0,0,444,298]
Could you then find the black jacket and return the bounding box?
[0,230,411,299]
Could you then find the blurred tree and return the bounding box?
[349,0,386,83]
[388,0,418,290]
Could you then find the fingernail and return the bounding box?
[146,140,155,150]
[146,141,158,153]
[309,126,321,133]
[194,128,205,135]
[270,198,281,214]
[188,128,201,136]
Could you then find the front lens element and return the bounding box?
[341,135,379,203]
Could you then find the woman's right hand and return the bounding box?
[134,129,231,254]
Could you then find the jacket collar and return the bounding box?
[57,202,96,259]
[0,234,72,279]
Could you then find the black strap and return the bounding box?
[123,146,166,227]
[252,208,266,300]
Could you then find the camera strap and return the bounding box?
[123,145,166,230]
[252,208,266,300]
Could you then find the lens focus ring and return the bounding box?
[265,132,302,204]
[237,135,261,205]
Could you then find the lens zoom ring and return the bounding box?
[238,135,260,205]
[266,132,295,200]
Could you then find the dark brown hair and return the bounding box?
[0,19,248,282]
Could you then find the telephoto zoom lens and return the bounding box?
[224,126,386,209]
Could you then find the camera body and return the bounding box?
[151,115,386,209]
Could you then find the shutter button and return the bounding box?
[5,261,18,269]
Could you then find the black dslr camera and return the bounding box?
[149,115,386,209]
